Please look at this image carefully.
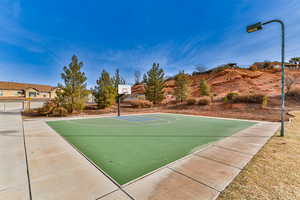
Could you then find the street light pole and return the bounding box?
[247,19,285,137]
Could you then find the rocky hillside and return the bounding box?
[132,68,300,99]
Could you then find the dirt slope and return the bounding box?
[132,68,300,98]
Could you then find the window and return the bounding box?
[14,90,24,96]
[0,90,3,96]
[29,92,37,97]
[18,90,25,95]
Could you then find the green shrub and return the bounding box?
[186,98,197,105]
[223,96,228,104]
[37,100,68,117]
[199,79,210,96]
[262,95,268,108]
[223,92,238,104]
[125,99,153,108]
[226,92,239,101]
[198,97,211,105]
[233,94,266,104]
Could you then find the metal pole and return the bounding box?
[280,21,285,137]
[118,95,120,117]
[262,20,285,136]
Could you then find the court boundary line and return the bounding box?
[159,112,274,123]
[31,112,276,123]
[60,114,183,129]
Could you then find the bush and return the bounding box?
[198,97,211,105]
[287,88,300,99]
[226,92,239,101]
[186,98,197,105]
[37,100,68,117]
[223,96,229,104]
[249,65,258,71]
[199,79,210,96]
[52,107,68,117]
[125,99,153,108]
[169,100,178,105]
[262,95,268,108]
[233,94,267,104]
[223,92,239,103]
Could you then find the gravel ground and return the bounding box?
[217,111,300,200]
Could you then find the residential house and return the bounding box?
[251,61,300,70]
[0,81,57,100]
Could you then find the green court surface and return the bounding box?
[47,113,256,185]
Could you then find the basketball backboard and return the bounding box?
[118,84,131,95]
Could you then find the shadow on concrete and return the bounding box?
[0,130,21,136]
[0,111,21,115]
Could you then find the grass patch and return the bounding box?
[218,111,300,200]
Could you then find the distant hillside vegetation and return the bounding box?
[132,68,300,99]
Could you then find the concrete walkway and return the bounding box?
[23,118,122,200]
[1,112,280,200]
[121,122,279,200]
[0,111,30,200]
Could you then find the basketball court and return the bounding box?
[47,113,257,185]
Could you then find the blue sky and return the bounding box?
[0,0,300,87]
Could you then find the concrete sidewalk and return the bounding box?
[0,111,30,200]
[121,122,279,200]
[23,119,123,200]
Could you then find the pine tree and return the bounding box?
[93,70,116,109]
[134,70,141,85]
[174,71,191,103]
[57,55,88,113]
[143,63,165,104]
[112,69,126,89]
[199,79,210,96]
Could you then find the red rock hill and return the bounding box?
[132,68,300,99]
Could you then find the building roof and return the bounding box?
[0,81,56,92]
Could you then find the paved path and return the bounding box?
[0,111,30,200]
[23,118,121,200]
[1,112,280,200]
[121,121,279,200]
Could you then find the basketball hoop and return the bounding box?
[117,85,131,116]
[118,85,131,95]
